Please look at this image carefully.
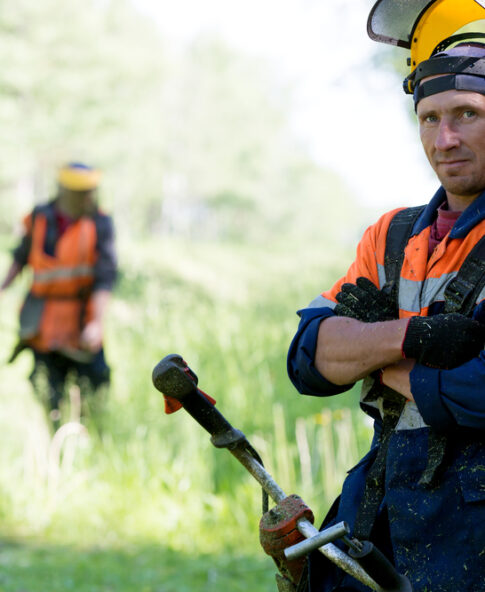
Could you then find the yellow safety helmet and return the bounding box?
[58,162,101,191]
[367,0,485,93]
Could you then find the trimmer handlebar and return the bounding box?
[153,354,412,592]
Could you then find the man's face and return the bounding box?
[56,186,98,219]
[417,89,485,205]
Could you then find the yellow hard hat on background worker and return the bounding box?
[57,162,101,191]
[56,162,101,219]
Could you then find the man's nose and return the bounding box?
[435,120,460,151]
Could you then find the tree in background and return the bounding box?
[0,0,359,243]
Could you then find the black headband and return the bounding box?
[413,73,485,109]
[405,55,485,94]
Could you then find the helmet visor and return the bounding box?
[367,0,437,48]
[368,0,485,49]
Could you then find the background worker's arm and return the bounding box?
[0,260,22,291]
[80,213,118,353]
[1,215,32,292]
[79,289,111,352]
[315,316,409,385]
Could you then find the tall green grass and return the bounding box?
[0,235,372,588]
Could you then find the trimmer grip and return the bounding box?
[349,541,412,592]
[152,354,199,399]
[152,354,246,448]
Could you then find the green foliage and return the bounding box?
[0,0,168,228]
[0,0,360,243]
[0,236,372,590]
[0,1,371,589]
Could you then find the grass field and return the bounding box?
[0,233,372,591]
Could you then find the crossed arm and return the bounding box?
[314,277,485,403]
[315,316,414,399]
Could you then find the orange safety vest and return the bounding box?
[321,206,485,318]
[20,212,98,352]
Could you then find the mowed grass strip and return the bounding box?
[0,541,276,592]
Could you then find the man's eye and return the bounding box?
[463,110,476,119]
[424,115,438,123]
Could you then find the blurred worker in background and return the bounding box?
[0,162,118,430]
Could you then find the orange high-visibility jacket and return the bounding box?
[20,210,98,352]
[288,188,485,591]
[320,206,485,318]
[289,187,485,424]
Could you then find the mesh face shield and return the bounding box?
[368,0,439,48]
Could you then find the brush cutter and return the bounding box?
[152,354,412,592]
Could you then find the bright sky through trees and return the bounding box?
[132,0,438,209]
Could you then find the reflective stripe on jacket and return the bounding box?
[20,211,98,352]
[28,213,96,298]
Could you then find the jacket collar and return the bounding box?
[413,187,485,238]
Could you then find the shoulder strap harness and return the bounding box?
[354,205,485,540]
[353,206,424,540]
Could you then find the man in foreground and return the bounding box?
[288,42,485,591]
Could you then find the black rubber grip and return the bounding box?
[152,354,199,399]
[349,541,412,592]
[152,354,246,448]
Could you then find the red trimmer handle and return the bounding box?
[152,354,246,448]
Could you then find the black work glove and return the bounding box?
[402,313,485,369]
[334,276,397,323]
